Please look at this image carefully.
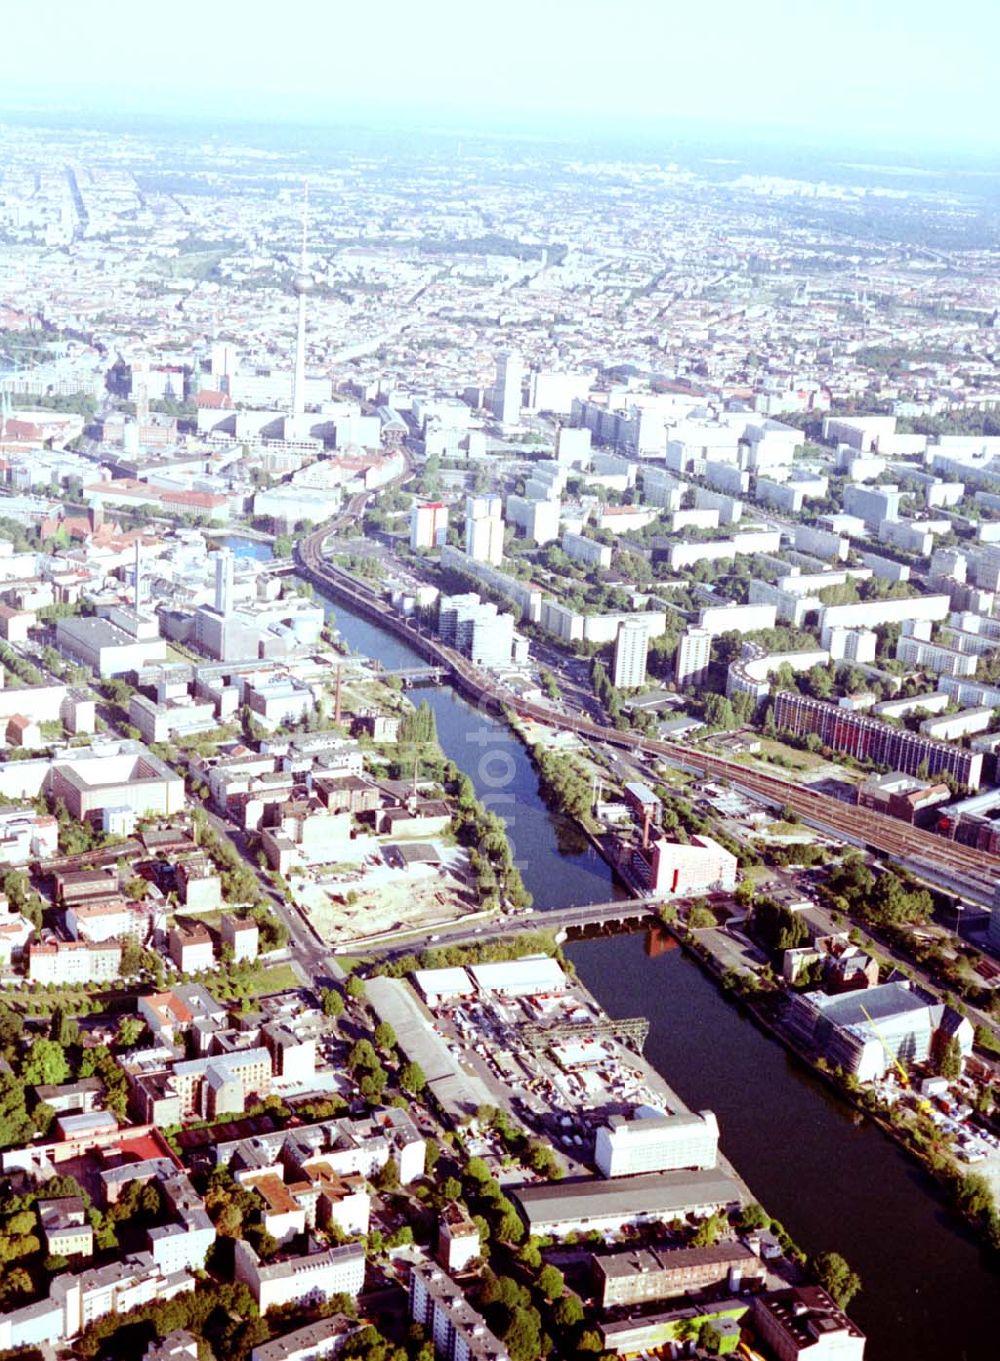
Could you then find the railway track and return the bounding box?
[295,517,1000,896]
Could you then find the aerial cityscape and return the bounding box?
[0,6,997,1361]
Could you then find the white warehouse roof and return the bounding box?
[468,955,568,996]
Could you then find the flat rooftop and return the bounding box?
[514,1168,741,1225]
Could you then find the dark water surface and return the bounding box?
[249,543,1000,1358]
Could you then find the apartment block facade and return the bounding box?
[772,691,983,791]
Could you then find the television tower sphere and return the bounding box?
[293,270,314,295]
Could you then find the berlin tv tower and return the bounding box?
[291,181,313,423]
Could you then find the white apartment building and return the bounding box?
[411,502,450,551]
[641,465,686,511]
[505,494,560,546]
[697,603,777,638]
[665,530,781,572]
[490,351,523,428]
[66,901,148,944]
[0,808,58,866]
[843,483,902,530]
[438,594,516,669]
[527,370,592,415]
[595,1111,720,1178]
[235,1240,365,1312]
[439,546,542,623]
[28,939,121,984]
[613,619,649,689]
[539,602,668,646]
[675,628,712,688]
[464,496,504,566]
[554,425,592,466]
[693,487,743,524]
[561,532,612,569]
[148,1174,215,1274]
[0,1251,196,1352]
[825,627,877,664]
[895,636,978,678]
[410,1263,510,1361]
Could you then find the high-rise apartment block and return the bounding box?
[613,618,649,689]
[675,628,712,688]
[410,502,450,551]
[490,351,523,428]
[464,496,504,566]
[410,1263,510,1361]
[772,690,983,790]
[438,593,516,669]
[214,547,234,616]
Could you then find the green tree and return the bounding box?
[553,1292,584,1331]
[704,694,736,730]
[690,1212,726,1248]
[938,1034,963,1081]
[503,1307,542,1361]
[374,1021,397,1051]
[955,1173,994,1220]
[49,1005,78,1047]
[537,1264,564,1300]
[113,1016,146,1050]
[738,1201,769,1231]
[320,987,344,1018]
[400,1061,426,1094]
[22,1037,70,1087]
[813,1250,862,1308]
[348,1039,379,1073]
[465,1157,492,1186]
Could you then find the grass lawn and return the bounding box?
[175,909,225,930]
[244,962,301,995]
[657,766,694,786]
[755,738,825,771]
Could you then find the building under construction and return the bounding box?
[784,980,973,1082]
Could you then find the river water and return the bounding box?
[226,536,1000,1358]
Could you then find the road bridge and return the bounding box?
[380,664,449,686]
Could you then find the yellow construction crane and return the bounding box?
[858,1004,931,1114]
[859,1003,911,1089]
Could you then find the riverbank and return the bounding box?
[302,547,1000,1359]
[667,918,1000,1257]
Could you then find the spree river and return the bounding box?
[228,539,1000,1359]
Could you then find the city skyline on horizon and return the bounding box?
[1,0,996,154]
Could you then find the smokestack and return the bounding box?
[134,539,141,610]
[643,807,652,851]
[334,665,342,726]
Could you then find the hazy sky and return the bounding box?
[3,0,995,148]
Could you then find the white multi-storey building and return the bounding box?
[28,939,121,984]
[561,532,612,569]
[410,1263,510,1361]
[490,351,523,428]
[464,496,504,566]
[613,619,649,689]
[235,1240,365,1312]
[411,502,450,551]
[675,628,712,688]
[595,1111,720,1178]
[438,594,516,669]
